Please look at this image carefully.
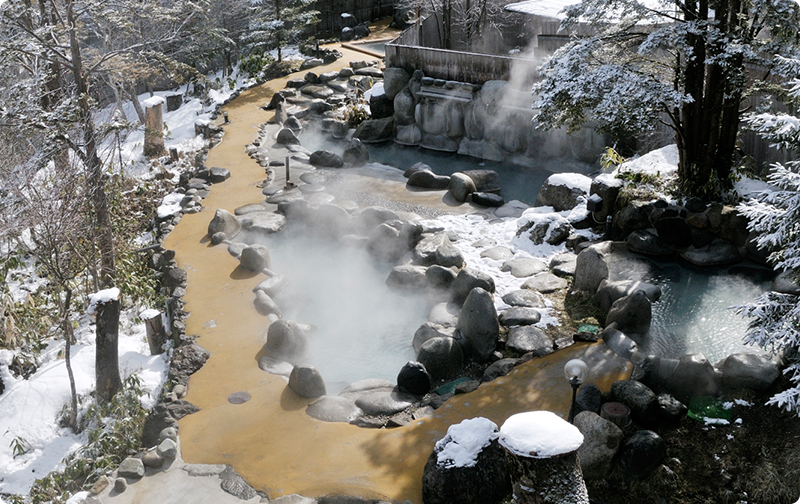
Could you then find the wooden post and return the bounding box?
[95,293,122,402]
[143,310,167,355]
[499,411,589,504]
[143,96,167,158]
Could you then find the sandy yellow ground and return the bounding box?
[163,29,632,503]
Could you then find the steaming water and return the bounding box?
[299,131,594,204]
[640,264,771,364]
[350,41,387,57]
[261,231,427,390]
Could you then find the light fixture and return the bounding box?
[564,358,589,423]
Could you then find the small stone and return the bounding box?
[142,450,164,468]
[159,426,178,442]
[90,475,110,495]
[114,477,128,493]
[118,457,145,479]
[157,438,178,459]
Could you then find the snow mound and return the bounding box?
[615,144,679,177]
[436,417,499,468]
[141,95,165,108]
[499,411,583,458]
[546,173,591,192]
[87,287,121,314]
[157,192,184,219]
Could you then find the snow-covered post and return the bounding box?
[499,411,589,504]
[141,308,167,355]
[89,288,123,402]
[142,95,167,158]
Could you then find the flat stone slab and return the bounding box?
[550,253,577,277]
[298,183,326,194]
[299,171,327,184]
[501,257,548,278]
[118,457,145,479]
[480,246,514,261]
[240,212,287,234]
[507,326,554,356]
[354,390,416,416]
[521,273,569,293]
[338,378,395,398]
[184,464,228,477]
[266,191,304,204]
[300,84,334,99]
[306,396,363,423]
[234,203,271,215]
[498,307,542,327]
[681,241,742,266]
[501,289,546,308]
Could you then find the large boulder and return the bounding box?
[342,138,369,166]
[617,430,666,481]
[239,244,271,272]
[207,209,240,239]
[383,67,411,99]
[589,173,624,221]
[413,322,456,353]
[422,418,511,504]
[594,279,661,315]
[681,239,742,266]
[397,361,432,395]
[386,264,428,291]
[574,241,657,294]
[417,337,464,383]
[407,169,451,190]
[240,212,287,236]
[456,288,499,362]
[263,320,308,364]
[309,150,344,168]
[462,170,502,194]
[573,411,624,480]
[501,257,548,278]
[288,364,326,398]
[394,88,416,125]
[276,128,300,145]
[451,268,496,305]
[449,172,476,202]
[370,91,394,119]
[254,290,281,317]
[306,396,362,423]
[354,117,394,143]
[498,307,541,327]
[720,353,780,391]
[506,326,553,357]
[610,380,658,427]
[535,173,591,211]
[604,290,652,335]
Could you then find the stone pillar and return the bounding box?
[143,96,166,158]
[499,411,589,504]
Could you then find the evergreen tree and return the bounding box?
[736,56,800,416]
[532,0,800,199]
[241,0,319,62]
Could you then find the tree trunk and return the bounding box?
[62,288,79,430]
[95,298,122,402]
[126,83,146,125]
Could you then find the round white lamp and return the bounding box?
[564,358,589,423]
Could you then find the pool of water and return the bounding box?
[641,263,772,364]
[299,131,595,205]
[350,40,387,57]
[259,230,427,390]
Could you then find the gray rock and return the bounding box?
[535,173,591,211]
[574,241,657,294]
[480,246,514,261]
[451,268,496,305]
[370,92,394,119]
[254,290,281,317]
[301,59,324,70]
[386,264,428,291]
[141,450,164,468]
[773,270,800,294]
[471,192,504,207]
[681,239,742,266]
[435,242,464,268]
[277,128,300,145]
[383,67,411,99]
[721,353,779,391]
[426,265,457,289]
[394,88,416,126]
[309,150,343,168]
[238,244,271,272]
[207,208,240,239]
[157,438,178,459]
[627,229,674,257]
[342,138,369,166]
[354,117,394,143]
[414,232,450,265]
[272,494,318,504]
[289,364,326,398]
[611,200,653,239]
[610,380,658,427]
[449,172,476,202]
[395,124,422,145]
[118,457,145,479]
[618,430,666,481]
[521,273,568,293]
[234,202,271,216]
[338,378,395,398]
[594,279,662,315]
[407,169,451,189]
[456,288,500,362]
[263,320,308,364]
[498,307,541,327]
[183,464,228,477]
[575,383,602,415]
[413,322,456,353]
[397,361,432,395]
[284,116,302,130]
[428,302,460,326]
[417,337,464,382]
[159,426,178,443]
[506,326,553,356]
[549,253,577,277]
[301,84,334,100]
[574,411,623,480]
[605,290,652,335]
[421,133,460,153]
[253,275,289,297]
[240,211,287,235]
[306,396,362,423]
[589,173,623,221]
[354,389,415,416]
[501,257,548,278]
[482,358,518,382]
[462,169,501,194]
[220,469,258,500]
[501,289,545,308]
[114,477,128,493]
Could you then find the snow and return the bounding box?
[435,417,499,468]
[499,411,584,458]
[371,82,385,98]
[0,306,168,495]
[5,256,48,303]
[87,287,121,315]
[703,417,731,426]
[157,192,185,219]
[614,144,679,178]
[545,173,591,192]
[141,95,165,108]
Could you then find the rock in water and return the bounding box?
[456,288,499,362]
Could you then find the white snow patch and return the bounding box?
[436,417,499,468]
[703,417,731,426]
[545,173,591,192]
[141,95,165,108]
[734,399,754,407]
[615,144,679,178]
[735,177,774,198]
[87,287,121,314]
[157,192,184,219]
[371,82,385,98]
[499,411,583,458]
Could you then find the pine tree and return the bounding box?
[735,56,800,416]
[241,0,319,62]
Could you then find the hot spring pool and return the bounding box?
[642,264,772,364]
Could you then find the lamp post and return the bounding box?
[564,358,589,424]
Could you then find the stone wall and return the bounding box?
[385,67,606,165]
